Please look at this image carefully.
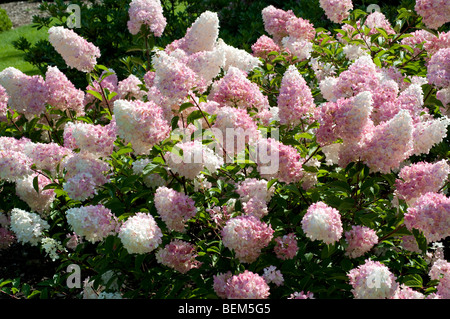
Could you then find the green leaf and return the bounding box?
[412,228,428,253]
[402,274,423,288]
[33,175,40,194]
[179,102,195,112]
[86,90,103,101]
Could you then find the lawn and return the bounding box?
[0,23,50,75]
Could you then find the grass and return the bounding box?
[0,23,50,76]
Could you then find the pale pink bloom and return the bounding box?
[274,233,298,260]
[212,106,260,155]
[277,65,315,126]
[154,186,197,233]
[127,0,166,36]
[0,150,33,182]
[118,212,163,254]
[391,284,425,299]
[0,84,8,122]
[113,99,171,155]
[165,11,219,54]
[288,291,314,299]
[251,35,281,59]
[394,160,450,206]
[45,66,85,116]
[62,153,111,187]
[155,239,202,273]
[360,110,414,174]
[252,138,305,184]
[63,172,98,201]
[348,259,398,299]
[0,67,48,119]
[261,5,296,44]
[427,48,450,88]
[302,201,343,244]
[262,265,284,286]
[319,0,353,23]
[429,259,450,298]
[117,74,146,100]
[209,66,269,112]
[48,26,101,72]
[23,141,73,176]
[63,120,117,158]
[65,205,119,243]
[415,0,450,29]
[221,215,274,263]
[0,227,15,250]
[213,272,232,298]
[15,173,56,215]
[344,225,378,258]
[152,51,197,105]
[224,270,270,299]
[404,192,450,243]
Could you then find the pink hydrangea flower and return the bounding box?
[166,140,223,180]
[236,178,274,218]
[262,265,284,286]
[316,91,374,145]
[429,259,450,298]
[48,26,101,72]
[118,212,163,254]
[277,65,315,126]
[391,284,425,299]
[154,186,197,233]
[45,66,85,116]
[274,233,299,260]
[415,0,450,29]
[251,35,281,59]
[63,120,117,158]
[127,0,166,37]
[15,173,56,215]
[319,0,353,23]
[394,160,450,206]
[155,239,202,273]
[288,291,314,299]
[209,66,270,112]
[117,74,146,100]
[212,106,260,155]
[427,48,450,88]
[63,172,98,201]
[0,150,33,182]
[253,138,305,184]
[302,201,343,244]
[62,153,111,187]
[152,51,197,105]
[261,5,296,44]
[213,271,232,298]
[0,67,48,119]
[221,215,274,263]
[360,110,414,174]
[224,270,270,299]
[166,11,219,55]
[65,205,119,243]
[113,99,171,155]
[344,225,378,258]
[23,142,73,178]
[404,192,450,243]
[348,259,398,299]
[0,84,8,122]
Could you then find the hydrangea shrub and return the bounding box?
[0,0,449,300]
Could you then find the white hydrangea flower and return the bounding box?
[10,208,49,246]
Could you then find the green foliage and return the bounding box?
[1,0,449,300]
[0,7,12,32]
